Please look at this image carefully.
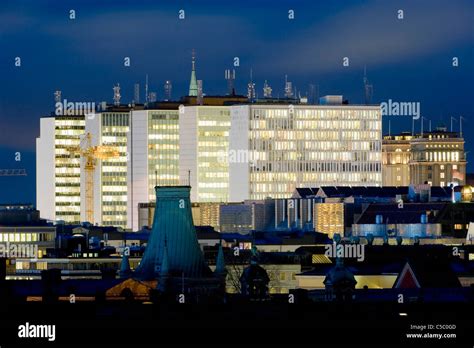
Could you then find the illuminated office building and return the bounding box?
[409,127,466,186]
[37,115,85,223]
[382,132,412,186]
[229,102,382,201]
[85,110,131,228]
[179,106,231,203]
[127,109,180,230]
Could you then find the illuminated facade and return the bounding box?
[127,109,180,230]
[86,111,130,228]
[382,132,412,186]
[179,106,231,203]
[37,116,85,223]
[313,203,344,238]
[410,127,466,186]
[229,103,382,201]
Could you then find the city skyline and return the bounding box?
[1,0,473,205]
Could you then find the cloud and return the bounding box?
[255,0,474,75]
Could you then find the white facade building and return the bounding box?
[179,106,231,203]
[127,109,180,230]
[229,103,382,201]
[36,116,85,223]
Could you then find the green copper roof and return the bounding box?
[135,186,211,280]
[188,57,198,96]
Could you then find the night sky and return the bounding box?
[1,0,473,204]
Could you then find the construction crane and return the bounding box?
[66,133,119,224]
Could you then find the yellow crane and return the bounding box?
[67,133,119,224]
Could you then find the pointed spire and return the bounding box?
[119,249,132,278]
[188,49,198,97]
[215,242,226,275]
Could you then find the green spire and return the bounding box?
[215,243,226,276]
[119,251,131,278]
[188,49,198,96]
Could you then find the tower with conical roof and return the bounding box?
[188,49,198,97]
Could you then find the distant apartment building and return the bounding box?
[229,101,383,201]
[37,115,85,223]
[382,132,412,186]
[410,127,466,187]
[382,128,466,187]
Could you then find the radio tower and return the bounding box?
[247,69,256,102]
[225,69,236,95]
[263,80,272,98]
[54,90,62,103]
[113,84,121,106]
[134,83,140,103]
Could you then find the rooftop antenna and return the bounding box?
[225,69,236,95]
[421,116,428,137]
[363,66,373,105]
[247,68,256,101]
[188,169,191,186]
[263,80,272,98]
[145,74,149,104]
[113,84,121,106]
[388,119,391,136]
[54,90,62,103]
[450,116,458,132]
[134,83,140,104]
[460,116,465,137]
[429,119,432,132]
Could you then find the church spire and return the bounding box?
[188,49,198,97]
[215,242,226,276]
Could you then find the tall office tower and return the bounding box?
[228,99,382,201]
[127,109,180,230]
[382,132,412,186]
[179,106,231,203]
[188,49,198,97]
[409,126,466,186]
[225,69,236,95]
[263,80,272,98]
[284,75,293,98]
[85,110,131,227]
[164,80,172,101]
[37,115,85,223]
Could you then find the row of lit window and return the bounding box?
[0,233,54,242]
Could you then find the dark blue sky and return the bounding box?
[1,0,473,204]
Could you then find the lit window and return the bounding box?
[440,173,445,179]
[454,224,463,230]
